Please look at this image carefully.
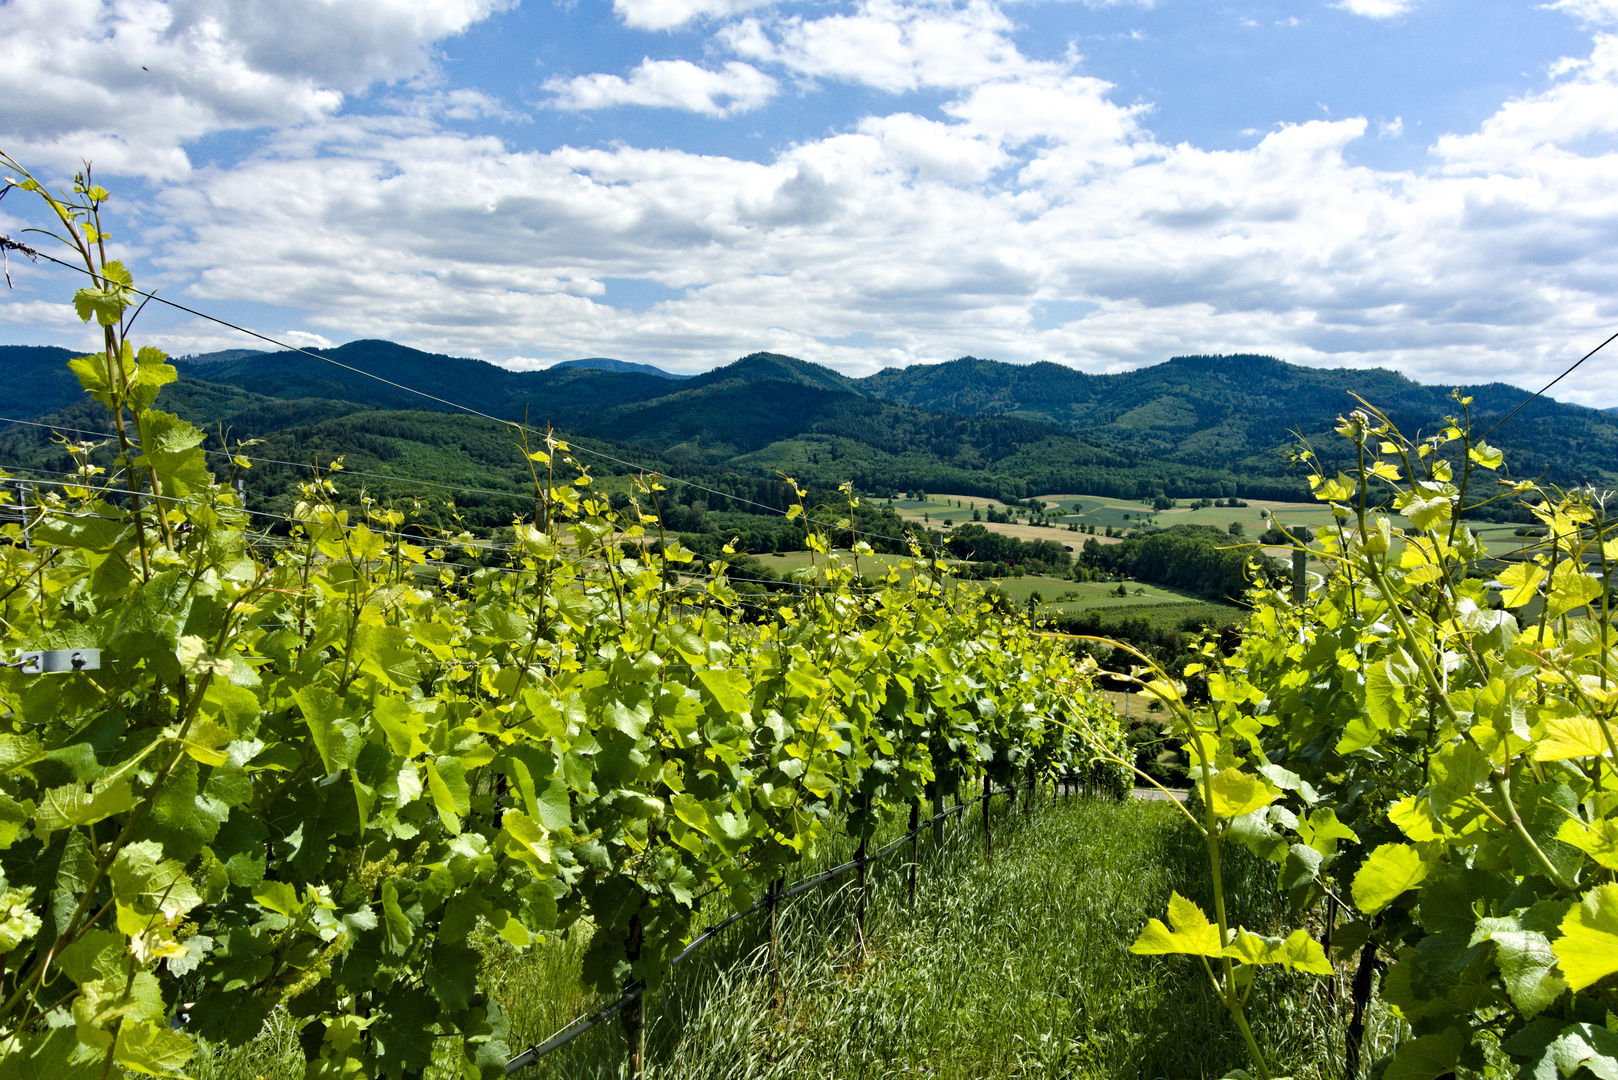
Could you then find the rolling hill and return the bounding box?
[3,341,1613,515]
[857,353,1618,487]
[551,357,684,378]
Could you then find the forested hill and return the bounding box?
[4,340,1614,500]
[857,353,1618,487]
[551,357,684,378]
[0,345,81,420]
[0,342,1248,510]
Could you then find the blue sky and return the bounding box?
[4,0,1618,406]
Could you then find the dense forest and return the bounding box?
[861,352,1618,490]
[4,340,1612,545]
[1077,524,1285,601]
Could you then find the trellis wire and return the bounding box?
[503,774,1089,1073]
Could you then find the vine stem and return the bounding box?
[1490,772,1575,893]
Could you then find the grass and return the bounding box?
[748,549,936,575]
[198,796,1399,1080]
[742,559,1235,620]
[1036,492,1351,535]
[513,796,1393,1079]
[885,494,1021,518]
[1008,579,1199,607]
[1040,600,1247,633]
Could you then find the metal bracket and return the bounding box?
[16,649,100,674]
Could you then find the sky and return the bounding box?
[3,0,1618,407]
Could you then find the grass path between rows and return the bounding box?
[203,795,1397,1080]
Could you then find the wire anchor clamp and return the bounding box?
[15,649,100,674]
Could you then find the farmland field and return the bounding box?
[747,549,928,575]
[744,557,1243,620]
[997,577,1200,608]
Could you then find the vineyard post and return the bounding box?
[855,792,869,950]
[1344,938,1380,1079]
[16,481,32,551]
[1290,536,1307,606]
[907,801,919,904]
[982,773,993,862]
[1320,895,1340,1006]
[931,786,944,846]
[623,913,645,1078]
[1025,761,1036,815]
[767,876,783,989]
[855,836,868,950]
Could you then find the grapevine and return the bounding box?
[0,162,1128,1079]
[1120,389,1618,1078]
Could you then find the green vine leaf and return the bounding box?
[1352,843,1431,914]
[1130,891,1224,958]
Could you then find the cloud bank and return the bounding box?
[5,0,1618,408]
[0,0,508,178]
[545,59,777,116]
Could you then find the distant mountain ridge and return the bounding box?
[551,357,684,378]
[0,345,82,420]
[3,339,1614,498]
[857,352,1618,483]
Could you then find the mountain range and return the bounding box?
[2,340,1613,509]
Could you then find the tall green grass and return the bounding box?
[197,794,1398,1080]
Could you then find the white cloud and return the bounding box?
[854,113,1007,182]
[611,0,772,31]
[0,300,88,332]
[98,55,1611,406]
[400,88,527,122]
[1548,0,1618,27]
[0,0,508,178]
[722,0,1048,93]
[1434,33,1618,167]
[8,0,1618,407]
[277,329,335,350]
[545,59,777,116]
[1335,0,1417,17]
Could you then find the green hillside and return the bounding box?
[1,342,1251,506]
[0,345,82,419]
[4,340,1614,526]
[858,353,1618,489]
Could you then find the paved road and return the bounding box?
[1132,786,1189,803]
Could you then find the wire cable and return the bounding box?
[2,468,911,597]
[0,235,934,552]
[503,779,1042,1073]
[1478,327,1618,442]
[0,414,539,503]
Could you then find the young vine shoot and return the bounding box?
[0,163,1129,1079]
[5,159,1618,1080]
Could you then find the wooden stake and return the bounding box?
[982,773,993,862]
[907,800,920,904]
[622,913,645,1078]
[768,875,783,1000]
[855,833,868,953]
